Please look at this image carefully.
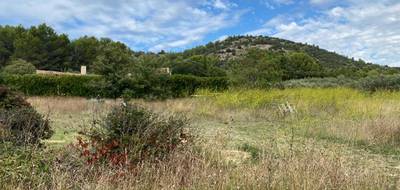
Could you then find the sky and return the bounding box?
[0,0,399,66]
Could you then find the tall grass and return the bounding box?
[2,88,400,189]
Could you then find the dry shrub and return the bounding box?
[77,102,189,166]
[0,85,52,145]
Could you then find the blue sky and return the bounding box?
[0,0,399,66]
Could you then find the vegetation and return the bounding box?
[1,24,399,93]
[78,103,188,166]
[1,23,400,189]
[0,74,228,98]
[1,88,399,189]
[0,85,52,145]
[2,59,36,75]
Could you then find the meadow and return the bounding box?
[2,88,400,189]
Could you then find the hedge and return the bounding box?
[0,74,103,97]
[168,74,229,97]
[0,74,229,98]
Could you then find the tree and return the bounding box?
[280,52,322,80]
[2,59,36,75]
[228,48,283,87]
[12,24,71,71]
[0,25,25,67]
[172,55,226,77]
[70,36,100,71]
[92,38,136,97]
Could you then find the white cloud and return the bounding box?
[263,0,294,9]
[247,1,400,66]
[0,0,241,52]
[216,35,229,42]
[213,0,229,10]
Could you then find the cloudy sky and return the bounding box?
[0,0,399,66]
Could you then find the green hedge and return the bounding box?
[168,74,229,97]
[0,74,103,97]
[0,74,229,98]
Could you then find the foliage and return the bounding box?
[172,55,226,77]
[281,52,322,79]
[359,74,400,91]
[1,24,400,94]
[0,85,52,145]
[0,143,53,188]
[0,74,104,97]
[0,73,228,98]
[168,74,229,97]
[78,103,189,166]
[278,76,357,89]
[70,36,101,71]
[2,59,36,75]
[227,48,283,87]
[12,24,71,71]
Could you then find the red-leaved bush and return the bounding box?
[77,103,189,167]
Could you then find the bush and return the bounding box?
[0,74,104,97]
[2,59,36,75]
[278,76,357,89]
[168,75,229,97]
[359,75,400,92]
[0,85,52,145]
[0,74,229,98]
[0,143,53,188]
[77,103,189,166]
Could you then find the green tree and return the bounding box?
[2,59,36,75]
[92,38,135,97]
[228,48,283,87]
[12,24,71,71]
[70,36,100,71]
[0,25,25,67]
[281,52,322,80]
[172,55,226,77]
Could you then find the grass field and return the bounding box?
[4,88,400,189]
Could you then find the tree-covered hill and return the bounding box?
[182,36,399,76]
[1,24,399,89]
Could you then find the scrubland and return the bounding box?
[2,88,400,189]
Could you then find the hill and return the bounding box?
[1,24,400,89]
[182,36,399,76]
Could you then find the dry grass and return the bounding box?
[44,142,393,190]
[2,88,400,189]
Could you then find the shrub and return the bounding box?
[168,75,229,97]
[0,74,229,98]
[359,75,400,92]
[278,76,357,89]
[0,85,52,145]
[78,103,189,166]
[0,143,53,188]
[2,59,36,75]
[1,74,104,97]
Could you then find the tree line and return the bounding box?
[1,24,399,91]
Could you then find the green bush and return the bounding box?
[168,74,229,97]
[0,143,53,188]
[359,75,400,92]
[78,103,189,165]
[0,74,103,97]
[0,74,229,98]
[2,59,36,75]
[0,85,52,145]
[278,76,357,89]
